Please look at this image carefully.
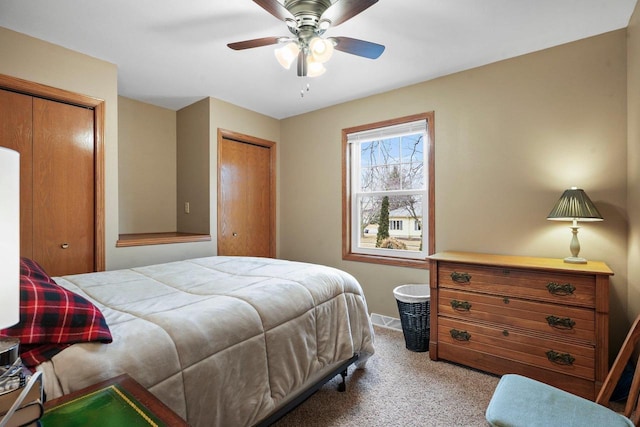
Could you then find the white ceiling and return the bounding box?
[0,0,637,119]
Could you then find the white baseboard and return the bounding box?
[370,313,402,331]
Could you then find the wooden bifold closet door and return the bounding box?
[218,131,275,258]
[0,88,95,276]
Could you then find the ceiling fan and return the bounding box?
[228,0,385,77]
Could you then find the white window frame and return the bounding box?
[342,112,435,268]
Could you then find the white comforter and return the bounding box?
[38,256,375,426]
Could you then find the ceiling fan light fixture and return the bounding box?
[306,58,326,77]
[275,42,300,69]
[308,36,334,63]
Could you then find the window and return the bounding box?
[342,112,434,267]
[390,220,403,231]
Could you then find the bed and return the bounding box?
[5,256,375,427]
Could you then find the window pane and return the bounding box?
[401,134,424,190]
[401,162,424,189]
[360,165,402,192]
[401,134,423,162]
[360,141,375,166]
[382,138,401,164]
[359,194,423,252]
[361,140,401,166]
[359,133,424,192]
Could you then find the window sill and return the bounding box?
[116,232,211,248]
[343,252,429,269]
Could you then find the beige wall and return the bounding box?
[177,98,210,234]
[280,30,629,350]
[118,96,177,234]
[628,4,640,324]
[113,94,215,267]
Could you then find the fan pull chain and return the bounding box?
[300,83,310,98]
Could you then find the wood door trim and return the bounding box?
[0,73,106,271]
[217,128,276,257]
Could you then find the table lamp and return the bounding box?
[0,147,20,366]
[547,187,603,264]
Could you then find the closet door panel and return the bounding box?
[245,143,271,257]
[218,137,272,257]
[219,137,249,256]
[0,89,34,258]
[32,98,95,276]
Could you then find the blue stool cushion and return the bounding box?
[486,374,634,427]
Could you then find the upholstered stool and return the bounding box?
[485,374,634,427]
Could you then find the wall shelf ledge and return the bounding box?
[116,232,211,247]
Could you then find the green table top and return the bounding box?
[41,384,166,427]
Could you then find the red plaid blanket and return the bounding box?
[0,258,112,367]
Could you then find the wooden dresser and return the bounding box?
[428,251,613,400]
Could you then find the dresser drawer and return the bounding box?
[436,343,597,400]
[438,262,595,308]
[438,317,595,380]
[439,288,595,342]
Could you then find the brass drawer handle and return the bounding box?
[546,282,576,296]
[546,350,575,366]
[546,315,576,330]
[451,272,471,284]
[450,329,471,341]
[451,300,472,311]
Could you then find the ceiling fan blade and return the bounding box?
[253,0,295,22]
[320,0,378,27]
[332,37,385,59]
[297,50,307,77]
[227,37,281,50]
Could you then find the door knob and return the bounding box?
[61,243,69,249]
[232,232,238,237]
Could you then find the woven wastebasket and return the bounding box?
[393,284,430,352]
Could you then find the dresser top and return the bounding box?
[429,251,613,276]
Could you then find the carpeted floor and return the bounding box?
[274,325,499,426]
